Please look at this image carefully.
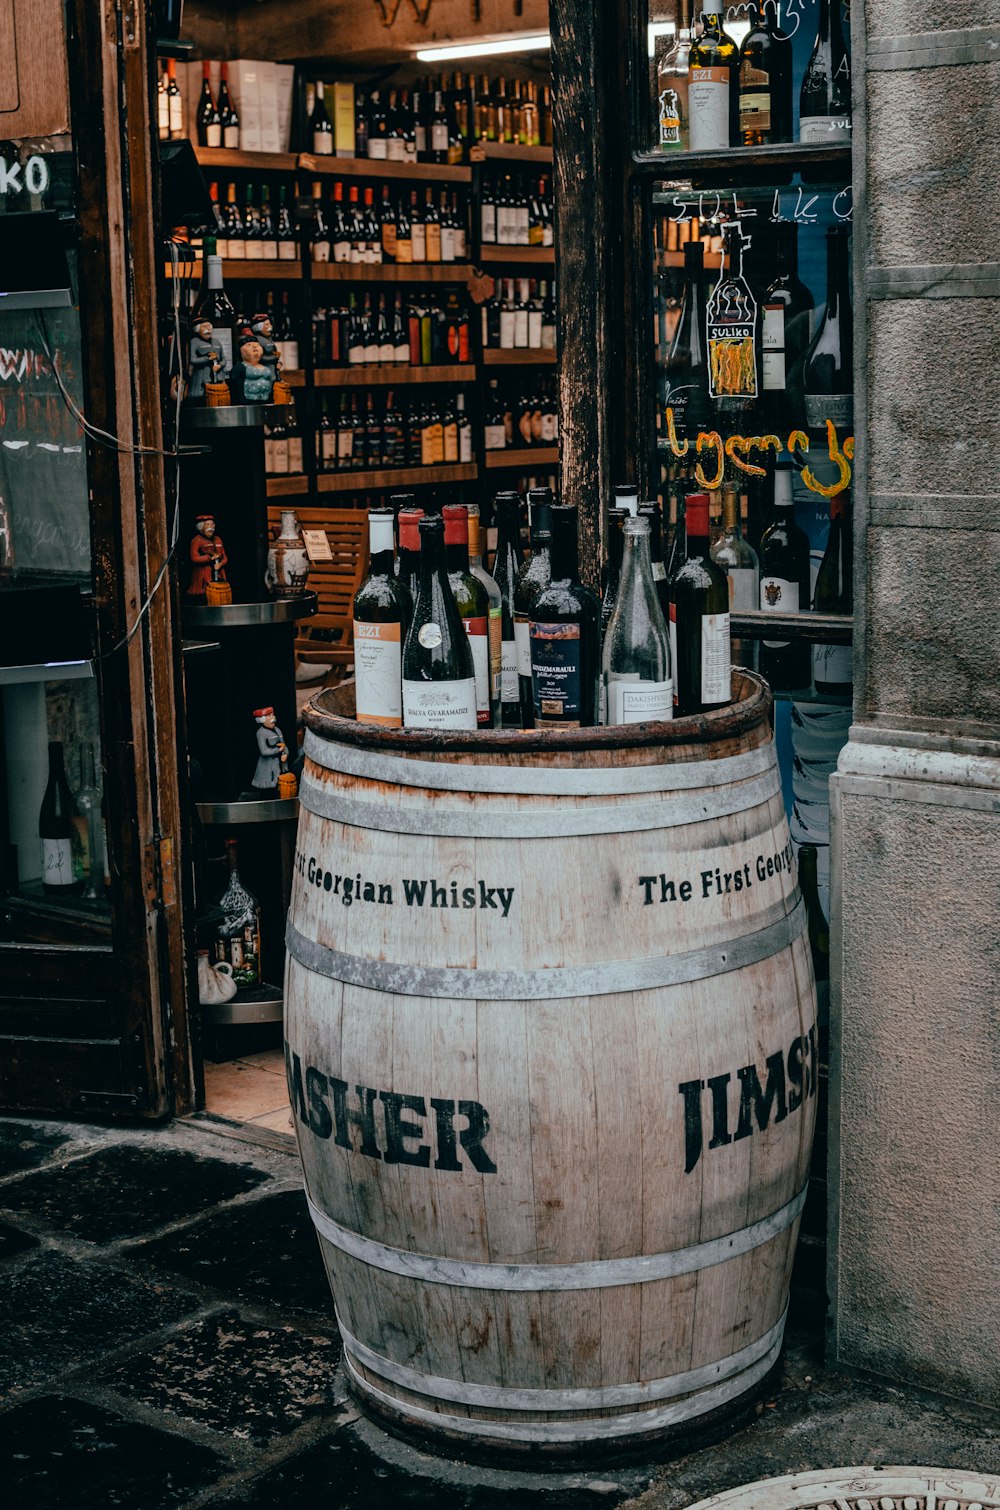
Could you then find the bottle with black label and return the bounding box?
[491,491,525,727]
[353,509,413,728]
[604,515,673,725]
[758,464,812,691]
[39,741,83,895]
[191,240,236,378]
[513,490,553,729]
[738,0,792,145]
[799,0,852,143]
[402,514,478,731]
[529,504,601,728]
[813,494,853,696]
[803,225,853,434]
[443,505,493,728]
[671,491,731,715]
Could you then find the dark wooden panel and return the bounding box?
[0,0,70,135]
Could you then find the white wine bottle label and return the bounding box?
[211,326,233,373]
[431,123,449,152]
[481,205,496,242]
[799,115,852,144]
[403,678,477,731]
[762,304,786,390]
[701,611,731,704]
[688,67,731,151]
[608,676,674,725]
[727,565,757,610]
[313,130,333,155]
[805,392,853,430]
[463,616,491,724]
[739,88,771,133]
[42,836,75,887]
[367,139,388,160]
[514,613,532,677]
[223,125,240,149]
[760,576,798,648]
[814,642,853,689]
[484,422,506,451]
[501,639,519,702]
[530,620,583,726]
[206,123,222,148]
[353,620,402,727]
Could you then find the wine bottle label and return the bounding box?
[514,310,529,346]
[313,240,331,264]
[206,123,222,148]
[484,422,506,451]
[487,605,502,700]
[367,139,388,160]
[514,613,532,677]
[760,576,798,648]
[501,638,519,702]
[412,224,426,260]
[652,560,666,582]
[727,565,757,610]
[425,224,442,262]
[279,239,297,261]
[608,676,674,725]
[354,621,403,727]
[223,125,240,148]
[463,615,491,724]
[42,836,75,887]
[530,621,583,726]
[481,205,496,242]
[799,115,852,144]
[322,431,338,464]
[528,310,542,347]
[762,304,786,390]
[313,130,333,155]
[210,326,233,373]
[814,642,853,689]
[739,90,771,132]
[387,138,406,162]
[805,392,853,430]
[460,427,473,463]
[688,67,731,152]
[701,611,731,704]
[402,678,477,730]
[499,310,515,348]
[431,123,449,152]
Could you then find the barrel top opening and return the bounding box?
[303,671,772,758]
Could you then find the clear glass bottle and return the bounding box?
[603,515,673,725]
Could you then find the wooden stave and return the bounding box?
[285,693,817,1447]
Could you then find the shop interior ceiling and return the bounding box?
[184,0,551,69]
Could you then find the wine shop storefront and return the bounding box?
[0,0,997,1415]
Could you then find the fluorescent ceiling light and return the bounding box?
[415,33,550,62]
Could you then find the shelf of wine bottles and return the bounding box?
[481,277,557,354]
[314,388,473,474]
[483,375,559,455]
[311,290,472,367]
[317,463,477,494]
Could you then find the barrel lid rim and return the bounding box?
[303,672,772,755]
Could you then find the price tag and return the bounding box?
[302,529,332,562]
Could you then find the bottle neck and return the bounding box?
[418,529,447,588]
[722,493,740,534]
[619,526,655,596]
[550,518,578,580]
[205,256,224,291]
[826,231,851,317]
[445,537,470,572]
[369,513,395,574]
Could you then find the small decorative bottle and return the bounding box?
[213,838,262,990]
[266,508,309,597]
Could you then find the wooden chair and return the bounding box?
[267,504,368,678]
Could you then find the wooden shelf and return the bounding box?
[195,146,298,174]
[479,245,555,265]
[310,262,471,283]
[633,139,852,181]
[474,142,554,164]
[165,260,302,280]
[485,447,559,469]
[300,153,472,184]
[317,463,477,492]
[294,364,477,387]
[482,348,557,366]
[266,475,309,496]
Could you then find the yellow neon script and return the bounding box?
[666,409,854,497]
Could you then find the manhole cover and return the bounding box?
[683,1468,1000,1510]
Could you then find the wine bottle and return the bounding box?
[687,11,739,152]
[761,221,814,422]
[813,494,853,696]
[277,186,297,261]
[758,464,812,691]
[603,515,673,725]
[711,482,760,669]
[529,504,601,728]
[215,838,261,989]
[311,81,334,154]
[402,514,478,731]
[738,0,792,146]
[638,499,671,620]
[197,63,222,148]
[803,225,853,433]
[39,742,83,895]
[76,745,103,901]
[514,489,553,729]
[799,0,852,143]
[671,491,731,716]
[442,505,493,728]
[665,240,711,442]
[218,62,240,149]
[353,509,412,727]
[467,502,503,725]
[599,505,629,717]
[655,7,692,151]
[396,505,424,601]
[491,491,525,727]
[165,58,183,140]
[191,243,237,377]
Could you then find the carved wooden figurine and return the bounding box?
[187,514,228,598]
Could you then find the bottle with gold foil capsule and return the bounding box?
[352,508,413,727]
[442,504,493,727]
[467,502,502,726]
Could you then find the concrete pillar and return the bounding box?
[828,8,1000,1407]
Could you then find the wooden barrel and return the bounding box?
[285,673,817,1455]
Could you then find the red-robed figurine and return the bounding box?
[187,514,228,598]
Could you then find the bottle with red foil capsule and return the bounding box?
[442,504,494,727]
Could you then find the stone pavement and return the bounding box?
[1,1113,996,1510]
